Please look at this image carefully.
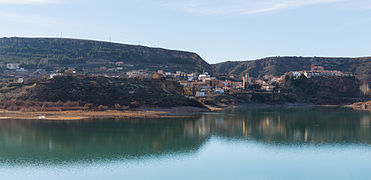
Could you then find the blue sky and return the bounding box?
[0,0,371,63]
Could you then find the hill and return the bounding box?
[213,56,371,84]
[0,37,213,73]
[0,76,205,111]
[280,76,362,104]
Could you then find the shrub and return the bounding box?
[129,101,141,108]
[114,104,121,110]
[97,105,109,111]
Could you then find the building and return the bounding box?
[292,71,302,79]
[342,72,354,77]
[152,73,166,80]
[6,63,20,70]
[295,64,353,79]
[186,73,197,82]
[196,91,206,97]
[198,72,211,81]
[165,72,173,78]
[115,61,124,66]
[242,73,249,89]
[262,84,275,91]
[16,78,24,84]
[215,89,225,94]
[126,70,150,79]
[175,71,186,78]
[304,70,343,78]
[50,73,64,79]
[16,68,27,72]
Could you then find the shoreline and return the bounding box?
[0,106,209,121]
[0,102,369,121]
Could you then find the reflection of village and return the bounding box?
[184,109,371,144]
[1,62,355,97]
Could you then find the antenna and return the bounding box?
[60,32,63,38]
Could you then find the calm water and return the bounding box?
[1,107,371,180]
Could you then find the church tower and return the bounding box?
[243,73,249,89]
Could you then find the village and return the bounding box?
[0,62,355,99]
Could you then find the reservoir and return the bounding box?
[0,107,371,180]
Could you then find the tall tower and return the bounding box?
[243,73,249,89]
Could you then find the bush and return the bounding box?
[129,101,141,108]
[83,103,94,111]
[97,105,109,111]
[114,104,121,110]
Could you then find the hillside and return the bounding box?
[280,76,362,104]
[213,56,371,84]
[0,37,213,73]
[0,76,205,111]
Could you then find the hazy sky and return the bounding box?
[0,0,371,63]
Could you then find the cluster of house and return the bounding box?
[0,63,49,85]
[178,72,244,97]
[184,64,356,97]
[125,70,198,80]
[248,64,355,92]
[124,69,244,97]
[286,64,353,79]
[4,63,28,72]
[2,62,355,98]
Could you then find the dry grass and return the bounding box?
[0,109,172,121]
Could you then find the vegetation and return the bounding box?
[280,76,362,104]
[213,56,371,84]
[0,37,213,73]
[0,75,205,111]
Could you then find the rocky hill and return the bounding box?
[213,56,371,84]
[0,37,213,73]
[0,76,205,111]
[280,76,362,104]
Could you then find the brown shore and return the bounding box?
[0,106,209,121]
[1,102,369,121]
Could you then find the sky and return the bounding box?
[0,0,371,63]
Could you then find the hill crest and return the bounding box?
[0,37,213,73]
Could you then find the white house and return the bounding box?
[215,89,225,94]
[6,63,20,70]
[292,71,302,79]
[16,68,27,72]
[50,73,63,79]
[196,91,206,97]
[198,73,211,81]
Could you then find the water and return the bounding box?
[0,107,371,180]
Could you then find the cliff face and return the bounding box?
[0,37,213,73]
[213,56,371,84]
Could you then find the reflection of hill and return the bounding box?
[0,118,208,164]
[0,107,370,165]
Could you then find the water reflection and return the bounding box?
[207,107,371,144]
[0,107,370,164]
